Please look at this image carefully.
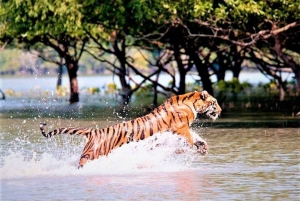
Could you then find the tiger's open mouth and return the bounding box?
[205,110,219,121]
[194,140,208,155]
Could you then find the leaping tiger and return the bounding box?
[40,90,222,168]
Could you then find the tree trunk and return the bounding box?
[56,65,63,88]
[191,52,214,95]
[215,53,227,81]
[178,70,186,94]
[118,66,131,108]
[66,61,79,103]
[294,69,300,94]
[119,83,131,110]
[232,47,244,79]
[279,84,285,101]
[173,46,186,94]
[232,62,242,79]
[152,72,160,108]
[0,89,5,100]
[273,33,300,93]
[111,33,133,110]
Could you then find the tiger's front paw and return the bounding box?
[194,140,208,155]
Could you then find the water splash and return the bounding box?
[0,131,203,179]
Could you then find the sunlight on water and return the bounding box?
[0,131,201,179]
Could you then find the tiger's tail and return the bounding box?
[39,123,91,138]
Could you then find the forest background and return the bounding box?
[0,0,299,117]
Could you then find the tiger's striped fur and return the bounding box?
[40,90,221,168]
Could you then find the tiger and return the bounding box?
[39,90,222,168]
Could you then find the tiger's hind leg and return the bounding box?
[78,156,89,169]
[78,144,95,168]
[77,135,97,168]
[77,130,104,168]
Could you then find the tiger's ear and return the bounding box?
[200,90,208,100]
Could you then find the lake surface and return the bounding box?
[0,74,299,200]
[1,113,299,200]
[0,71,292,93]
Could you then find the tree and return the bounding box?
[83,0,300,102]
[1,0,299,105]
[0,0,87,103]
[81,0,176,108]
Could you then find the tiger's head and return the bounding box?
[194,90,222,121]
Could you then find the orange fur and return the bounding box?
[40,91,221,168]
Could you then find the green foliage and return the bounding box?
[89,87,100,94]
[135,82,154,98]
[105,83,118,95]
[216,78,252,94]
[0,0,85,40]
[1,0,299,101]
[214,0,300,24]
[56,85,68,96]
[186,81,201,92]
[257,79,297,97]
[2,0,299,47]
[0,49,22,71]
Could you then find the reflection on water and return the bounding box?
[0,115,299,200]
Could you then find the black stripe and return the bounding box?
[183,103,195,119]
[72,129,79,135]
[53,129,58,135]
[192,99,200,112]
[186,116,190,125]
[140,129,145,140]
[129,120,135,142]
[146,116,153,136]
[112,123,120,146]
[174,111,183,122]
[123,121,127,138]
[136,119,141,139]
[151,111,161,130]
[103,128,109,153]
[107,127,115,153]
[94,129,101,155]
[83,133,95,156]
[115,124,123,145]
[188,92,195,99]
[168,103,177,122]
[140,118,145,140]
[157,110,168,126]
[161,103,168,115]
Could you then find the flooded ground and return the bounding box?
[0,75,299,200]
[1,108,299,200]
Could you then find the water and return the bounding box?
[1,116,299,200]
[0,74,299,200]
[1,71,292,93]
